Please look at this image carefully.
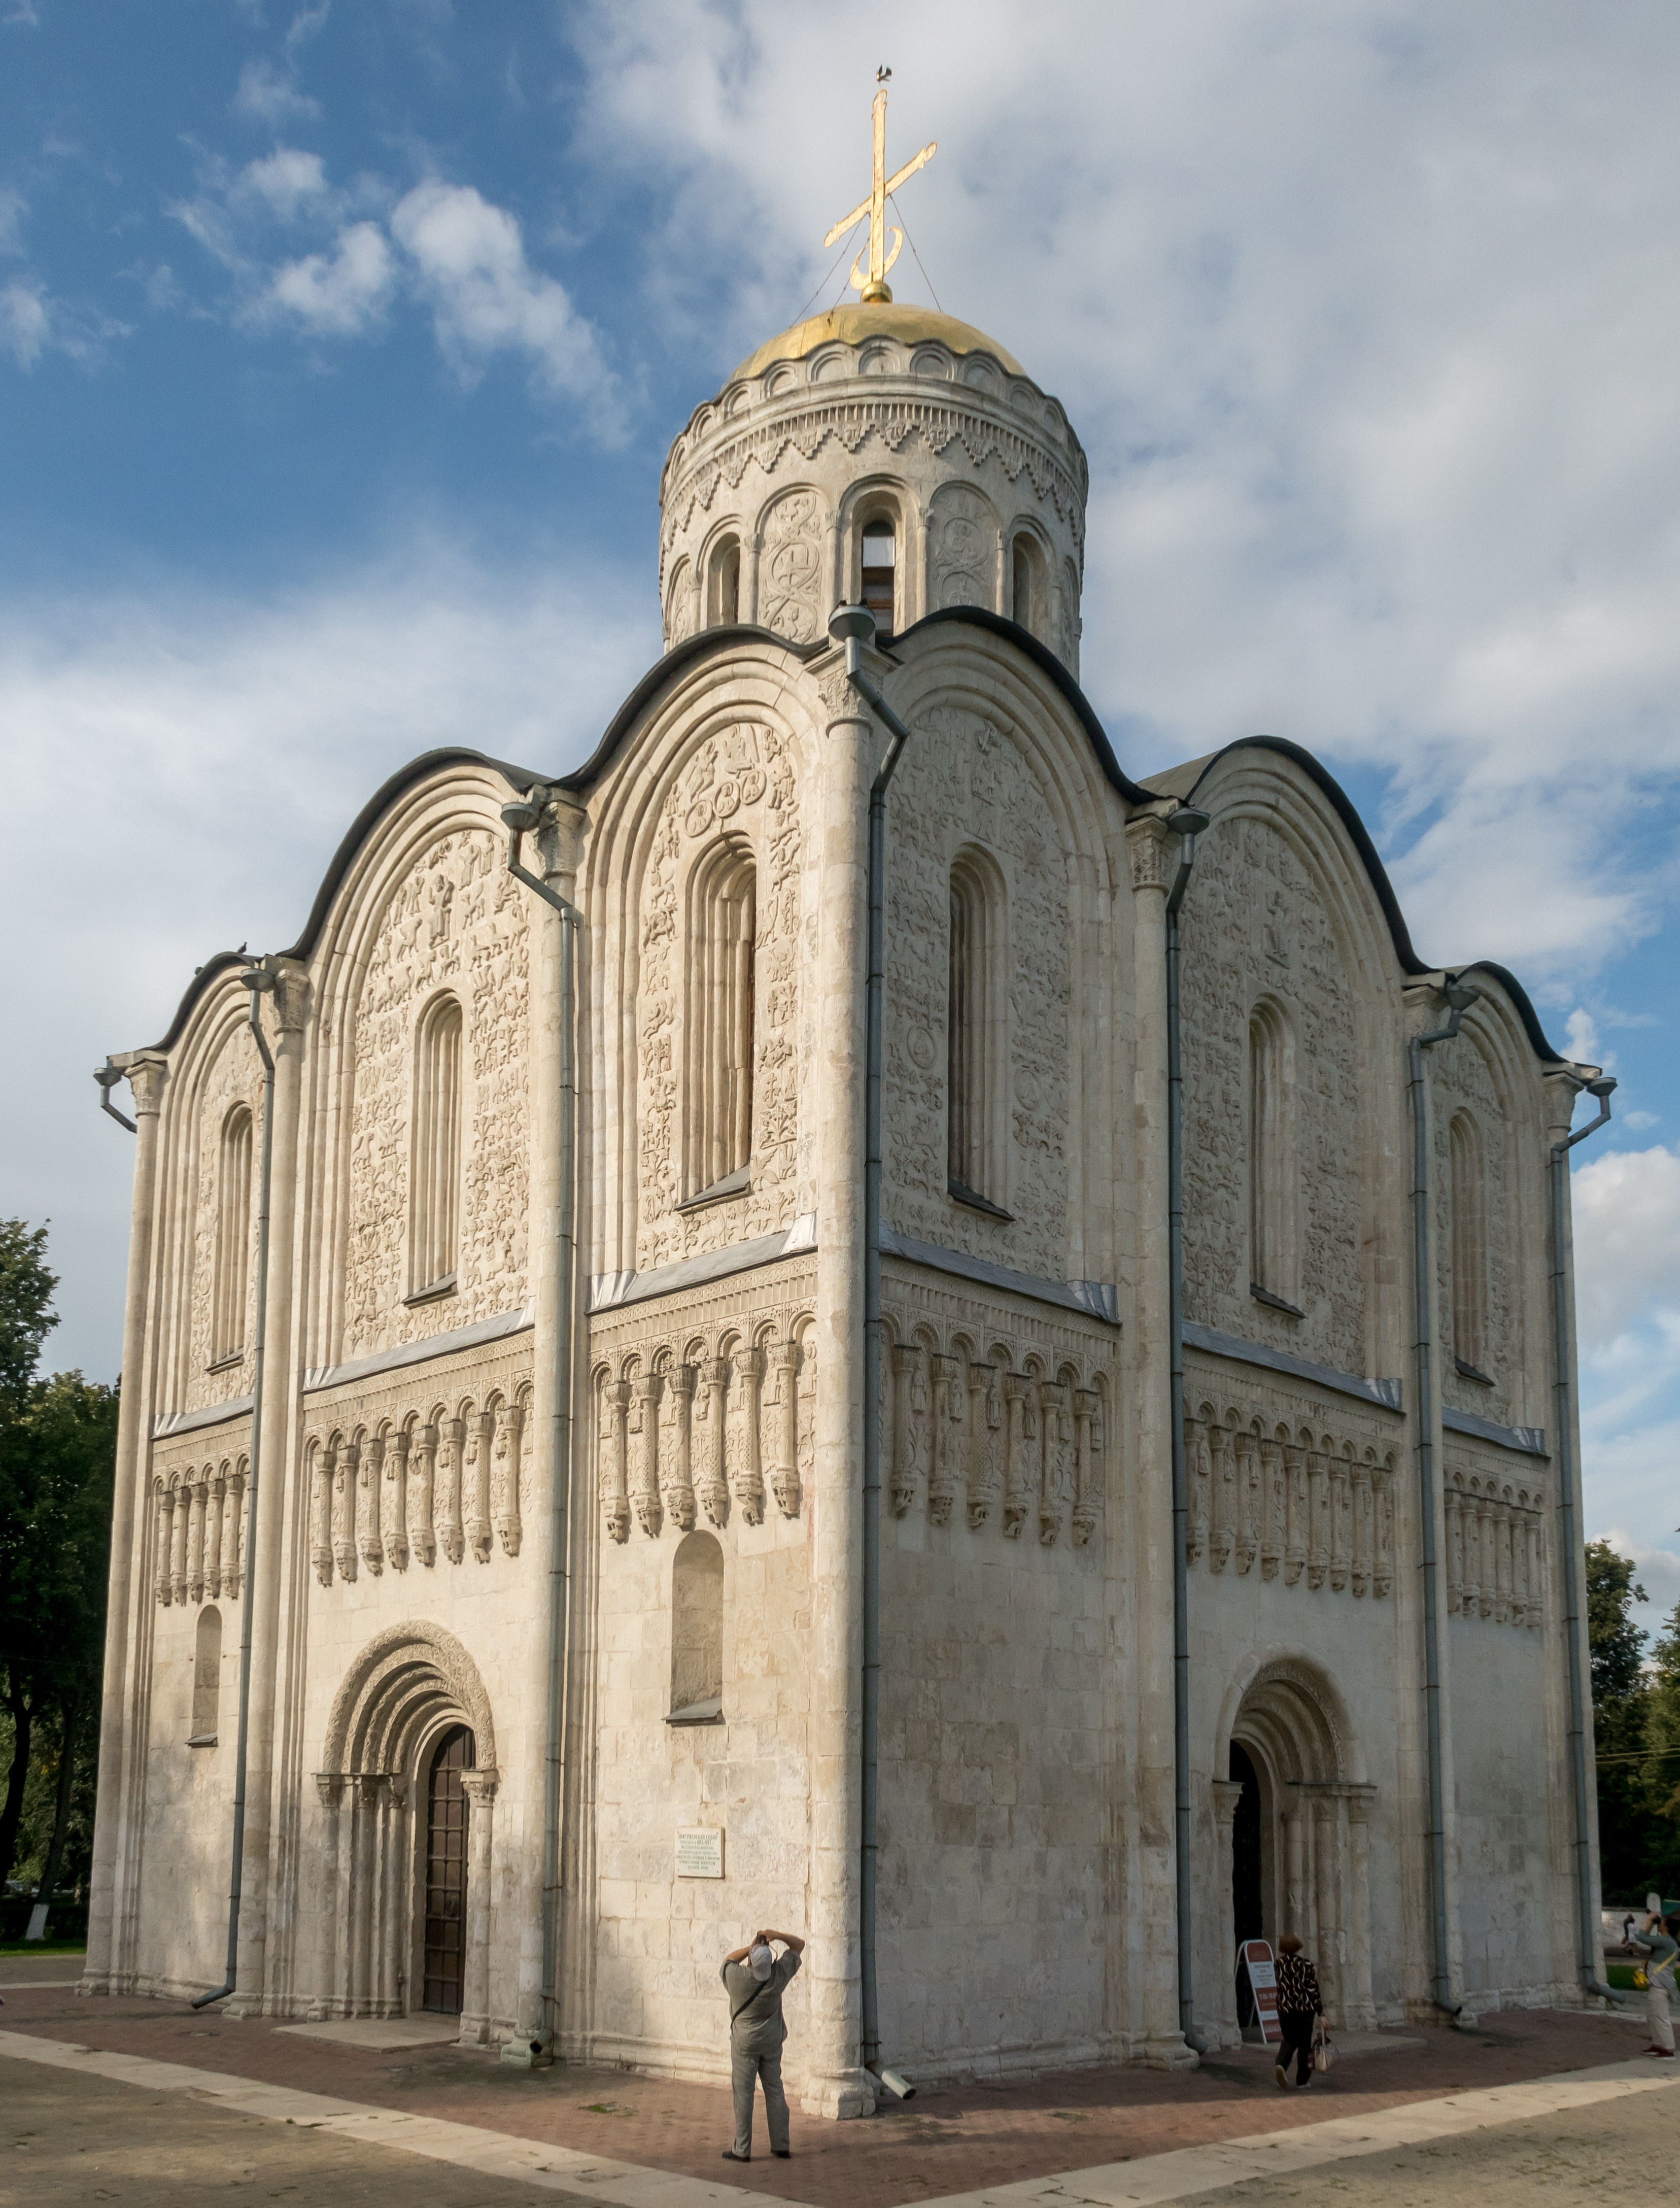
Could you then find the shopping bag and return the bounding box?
[1313,2020,1336,2074]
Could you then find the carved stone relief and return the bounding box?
[589,1264,816,1543]
[883,706,1070,1279]
[300,1338,533,1591]
[1186,1397,1394,1604]
[184,1025,264,1412]
[1179,816,1364,1375]
[1445,1449,1545,1629]
[149,1436,251,1606]
[928,484,998,610]
[881,1270,1112,1551]
[637,723,803,1271]
[757,489,826,642]
[341,827,530,1364]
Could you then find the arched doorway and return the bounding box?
[422,1725,475,2015]
[1214,1660,1376,2039]
[310,1622,499,2043]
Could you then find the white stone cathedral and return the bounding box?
[84,174,1613,2109]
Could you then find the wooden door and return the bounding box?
[422,1724,474,2014]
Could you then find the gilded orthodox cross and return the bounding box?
[824,69,936,303]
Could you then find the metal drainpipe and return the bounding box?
[1164,804,1211,2055]
[1407,975,1479,2021]
[504,792,582,2059]
[828,602,914,2101]
[1549,1075,1631,2007]
[192,960,278,2008]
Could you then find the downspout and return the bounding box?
[193,960,277,2008]
[1163,804,1211,2054]
[1407,975,1478,2022]
[1550,1074,1630,2006]
[828,602,915,2104]
[504,792,582,2059]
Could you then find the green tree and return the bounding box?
[0,1219,116,1914]
[1587,1538,1656,1899]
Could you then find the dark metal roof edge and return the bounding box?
[551,625,826,794]
[895,607,1154,804]
[143,746,545,1052]
[1176,735,1569,1069]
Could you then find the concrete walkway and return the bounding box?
[0,1986,1663,2208]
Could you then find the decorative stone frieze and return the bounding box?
[1444,1453,1545,1628]
[589,1261,817,1542]
[149,1431,251,1606]
[881,1269,1112,1551]
[1184,1397,1396,1604]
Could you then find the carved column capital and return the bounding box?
[1125,810,1179,895]
[269,959,311,1034]
[1212,1777,1245,1830]
[117,1051,169,1117]
[459,1767,500,1808]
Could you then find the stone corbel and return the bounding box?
[204,1472,226,1600]
[1001,1372,1032,1538]
[410,1424,438,1568]
[465,1411,495,1562]
[967,1361,1002,1532]
[602,1381,631,1545]
[357,1435,385,1577]
[310,1444,333,1588]
[492,1401,524,1556]
[153,1480,174,1606]
[729,1346,767,1525]
[333,1441,359,1583]
[662,1363,698,1532]
[1350,1457,1372,1598]
[385,1427,411,1572]
[1283,1442,1307,1585]
[629,1373,665,1540]
[697,1360,730,1528]
[890,1344,927,1520]
[768,1342,802,1520]
[1259,1436,1284,1579]
[1071,1388,1100,1547]
[929,1354,961,1529]
[1038,1381,1069,1547]
[437,1418,465,1566]
[1307,1445,1329,1589]
[1328,1451,1349,1592]
[1232,1429,1258,1574]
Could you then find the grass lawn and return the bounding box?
[0,1940,86,1957]
[1605,1962,1641,1989]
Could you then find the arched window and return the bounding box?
[1248,1001,1298,1311]
[410,994,463,1299]
[707,534,741,626]
[670,1531,724,1722]
[1011,533,1042,633]
[685,845,756,1203]
[211,1105,253,1365]
[190,1605,221,1744]
[861,520,897,641]
[947,851,1009,1215]
[1450,1111,1490,1377]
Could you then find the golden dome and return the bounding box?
[730,301,1024,385]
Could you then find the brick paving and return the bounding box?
[1,1986,1652,2208]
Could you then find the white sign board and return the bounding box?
[676,1826,725,1879]
[1239,1939,1282,2043]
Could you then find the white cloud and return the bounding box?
[237,147,332,222]
[0,277,46,366]
[260,220,393,335]
[234,57,320,126]
[1573,1144,1680,1353]
[1567,1008,1602,1065]
[1595,1528,1680,1638]
[571,0,1680,980]
[0,548,659,1376]
[0,190,25,256]
[390,181,619,427]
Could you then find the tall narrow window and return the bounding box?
[948,851,1008,1216]
[669,1531,724,1722]
[211,1105,253,1365]
[1011,534,1041,632]
[707,535,741,626]
[685,846,756,1202]
[861,522,897,641]
[1450,1111,1489,1377]
[410,994,463,1298]
[1248,1001,1297,1310]
[189,1606,221,1744]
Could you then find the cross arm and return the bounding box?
[884,142,936,196]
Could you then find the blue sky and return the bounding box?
[4,2,1678,1630]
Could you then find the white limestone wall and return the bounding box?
[1448,1608,1572,2007]
[877,1503,1108,2076]
[588,1465,815,2083]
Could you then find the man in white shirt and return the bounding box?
[719,1927,805,2162]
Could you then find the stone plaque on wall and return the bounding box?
[675,1826,725,1879]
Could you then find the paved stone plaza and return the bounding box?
[1,1971,1667,2207]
